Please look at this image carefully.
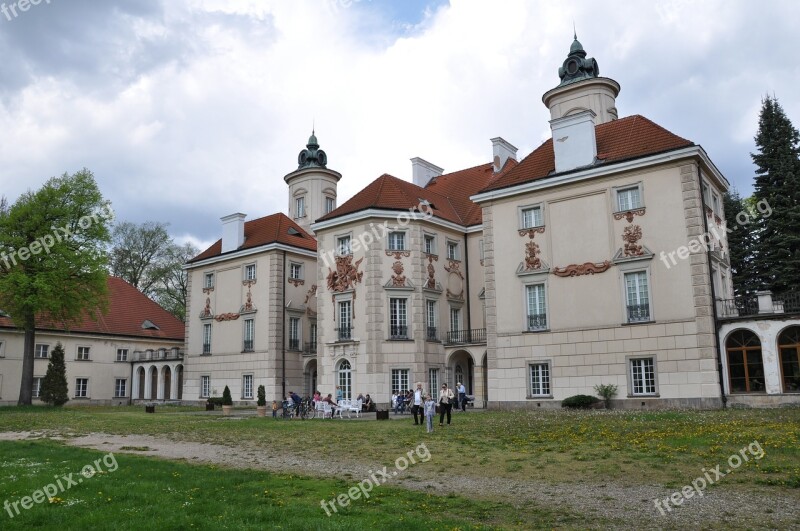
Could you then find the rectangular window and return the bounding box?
[526,284,548,331]
[424,235,435,255]
[701,182,711,206]
[203,324,212,354]
[242,375,253,399]
[204,273,214,289]
[243,319,254,352]
[338,300,352,340]
[390,298,408,339]
[712,193,721,216]
[630,358,656,395]
[289,317,300,350]
[34,344,49,359]
[450,307,461,333]
[116,348,128,362]
[388,231,406,251]
[426,300,437,340]
[76,346,90,361]
[114,378,127,398]
[446,241,459,260]
[75,378,88,398]
[290,263,302,280]
[617,186,642,212]
[429,369,439,400]
[309,323,317,353]
[337,236,351,256]
[391,369,409,395]
[529,363,551,396]
[479,239,485,262]
[625,271,651,323]
[32,377,42,398]
[295,196,306,218]
[244,264,256,281]
[200,376,211,398]
[521,206,543,229]
[325,196,335,214]
[0,341,4,358]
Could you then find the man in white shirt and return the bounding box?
[457,382,467,412]
[412,382,424,425]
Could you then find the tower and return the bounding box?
[283,131,342,234]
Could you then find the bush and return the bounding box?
[206,397,224,407]
[222,386,233,406]
[561,394,600,409]
[41,343,69,406]
[257,385,266,407]
[594,383,618,409]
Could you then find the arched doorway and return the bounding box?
[162,366,172,400]
[726,329,765,393]
[778,326,800,392]
[137,368,145,400]
[448,350,475,394]
[149,366,158,400]
[176,365,184,400]
[337,359,352,400]
[305,359,318,397]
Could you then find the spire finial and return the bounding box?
[573,22,577,40]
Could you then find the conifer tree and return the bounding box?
[751,96,800,293]
[40,343,69,406]
[723,189,759,296]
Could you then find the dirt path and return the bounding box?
[2,431,797,529]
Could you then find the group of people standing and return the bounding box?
[401,381,468,433]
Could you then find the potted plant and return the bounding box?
[594,383,618,409]
[222,385,233,416]
[256,385,267,417]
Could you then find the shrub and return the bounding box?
[257,385,266,407]
[561,394,600,409]
[222,385,233,406]
[40,343,69,406]
[206,397,224,407]
[594,383,618,409]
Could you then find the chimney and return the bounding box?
[550,109,597,173]
[411,157,444,188]
[221,213,246,253]
[491,137,518,173]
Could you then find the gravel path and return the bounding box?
[2,431,797,529]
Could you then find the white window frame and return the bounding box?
[243,318,255,352]
[244,263,257,281]
[519,204,544,229]
[76,346,91,361]
[450,307,461,333]
[528,362,552,397]
[711,192,721,217]
[337,234,352,256]
[114,378,127,398]
[623,269,653,323]
[615,183,644,212]
[203,323,212,354]
[337,299,352,340]
[295,196,306,219]
[446,240,459,261]
[116,348,128,362]
[388,231,407,251]
[389,297,409,339]
[200,375,211,398]
[204,272,215,289]
[338,359,352,400]
[525,283,548,331]
[428,368,439,400]
[242,374,254,399]
[289,317,301,350]
[74,378,89,398]
[424,234,436,255]
[289,262,303,280]
[391,368,410,395]
[426,300,437,340]
[34,344,49,359]
[325,196,335,215]
[628,356,658,396]
[32,377,42,398]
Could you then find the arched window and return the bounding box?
[779,326,800,393]
[338,359,352,400]
[454,364,464,389]
[726,330,765,393]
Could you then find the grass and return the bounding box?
[0,405,798,489]
[0,439,595,530]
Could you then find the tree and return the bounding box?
[0,169,113,405]
[751,96,800,293]
[222,385,233,406]
[40,343,69,406]
[724,189,760,296]
[151,241,199,321]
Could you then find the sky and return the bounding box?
[1,0,799,252]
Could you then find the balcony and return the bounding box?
[243,339,254,352]
[527,314,548,331]
[390,325,409,340]
[718,290,800,320]
[202,344,211,355]
[337,327,352,341]
[304,342,317,355]
[426,326,438,341]
[444,328,486,346]
[626,304,651,323]
[131,349,185,362]
[288,338,300,351]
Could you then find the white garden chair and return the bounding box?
[337,399,352,418]
[348,399,362,418]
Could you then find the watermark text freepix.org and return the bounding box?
[0,205,115,270]
[4,451,119,519]
[1,0,51,22]
[653,440,765,516]
[320,442,431,516]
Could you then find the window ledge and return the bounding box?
[627,394,660,398]
[524,329,550,334]
[621,320,654,326]
[74,359,92,362]
[387,338,413,342]
[526,395,553,400]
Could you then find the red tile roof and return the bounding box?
[189,213,317,263]
[318,159,518,227]
[0,277,184,340]
[480,115,693,193]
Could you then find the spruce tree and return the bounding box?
[751,96,800,293]
[40,343,69,406]
[723,189,759,296]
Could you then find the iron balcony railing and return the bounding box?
[202,343,211,355]
[626,304,651,323]
[776,291,800,314]
[305,342,317,354]
[717,297,759,318]
[444,328,486,345]
[288,338,300,351]
[131,350,185,362]
[527,313,548,331]
[426,326,438,341]
[337,327,352,341]
[390,325,408,340]
[243,339,254,352]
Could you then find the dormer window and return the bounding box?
[142,320,160,331]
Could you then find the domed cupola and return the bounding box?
[297,130,328,169]
[558,32,600,87]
